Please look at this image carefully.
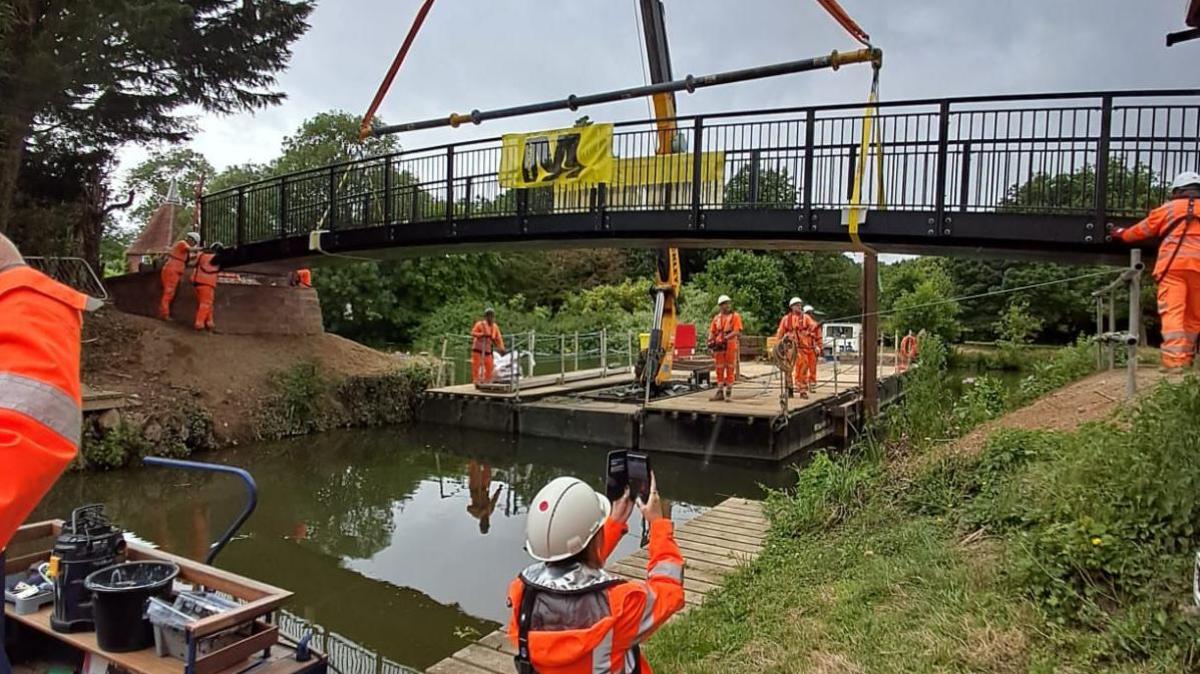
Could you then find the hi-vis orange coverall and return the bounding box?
[471,320,504,383]
[191,252,219,331]
[508,518,685,674]
[776,312,817,394]
[805,318,823,387]
[1117,196,1200,368]
[296,268,312,288]
[158,239,192,319]
[0,265,89,550]
[709,311,743,387]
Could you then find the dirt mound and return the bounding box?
[932,367,1167,466]
[82,309,402,441]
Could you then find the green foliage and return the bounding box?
[723,165,798,208]
[888,335,956,445]
[777,252,862,321]
[82,422,147,470]
[0,0,314,233]
[272,111,400,175]
[692,250,786,333]
[765,452,882,536]
[121,147,214,233]
[1014,338,1096,404]
[952,374,1007,430]
[995,299,1044,345]
[259,361,329,438]
[882,258,961,341]
[335,367,433,427]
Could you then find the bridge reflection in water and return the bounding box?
[203,90,1199,267]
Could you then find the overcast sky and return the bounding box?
[120,0,1196,176]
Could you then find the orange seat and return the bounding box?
[674,323,696,357]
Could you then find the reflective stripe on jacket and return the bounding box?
[508,518,686,674]
[472,321,504,354]
[1119,197,1200,277]
[191,252,219,288]
[0,266,87,549]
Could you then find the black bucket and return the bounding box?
[84,561,179,652]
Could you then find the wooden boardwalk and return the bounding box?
[426,497,768,674]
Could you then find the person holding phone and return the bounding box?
[508,472,684,674]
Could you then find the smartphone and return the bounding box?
[626,452,652,503]
[605,450,628,502]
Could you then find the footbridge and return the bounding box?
[203,90,1200,269]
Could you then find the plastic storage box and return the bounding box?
[146,590,250,659]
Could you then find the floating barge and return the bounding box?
[421,361,903,461]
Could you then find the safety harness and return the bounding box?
[1155,197,1198,283]
[514,575,640,674]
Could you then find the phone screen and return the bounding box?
[605,450,628,502]
[626,452,651,503]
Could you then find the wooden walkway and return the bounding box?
[426,498,768,674]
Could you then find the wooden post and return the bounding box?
[438,337,448,387]
[833,349,839,395]
[574,332,580,372]
[861,252,880,417]
[559,334,566,384]
[894,330,900,375]
[1108,293,1116,370]
[627,331,634,373]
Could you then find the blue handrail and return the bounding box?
[142,456,258,565]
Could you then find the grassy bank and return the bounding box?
[648,343,1199,672]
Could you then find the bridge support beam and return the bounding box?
[861,251,879,417]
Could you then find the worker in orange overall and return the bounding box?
[803,304,822,389]
[191,244,221,331]
[776,297,815,398]
[158,231,199,319]
[0,234,97,673]
[708,294,744,401]
[508,474,684,674]
[471,307,506,386]
[898,330,919,372]
[294,268,312,288]
[1114,171,1200,371]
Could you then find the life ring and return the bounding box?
[899,334,919,360]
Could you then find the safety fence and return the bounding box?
[1091,250,1145,398]
[202,90,1200,249]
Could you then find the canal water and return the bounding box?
[33,426,799,671]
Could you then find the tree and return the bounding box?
[0,0,314,235]
[122,148,215,235]
[993,299,1043,345]
[693,250,787,333]
[882,258,961,341]
[724,166,797,208]
[778,252,862,320]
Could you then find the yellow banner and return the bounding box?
[612,152,724,186]
[499,124,614,188]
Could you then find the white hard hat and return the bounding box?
[185,232,200,243]
[525,477,611,562]
[717,294,732,306]
[803,304,814,313]
[789,297,803,307]
[1172,171,1200,191]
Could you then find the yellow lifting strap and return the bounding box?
[847,66,884,250]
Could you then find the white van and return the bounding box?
[823,322,862,358]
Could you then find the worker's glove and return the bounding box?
[0,233,26,273]
[1110,227,1128,242]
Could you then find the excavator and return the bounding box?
[359,0,879,401]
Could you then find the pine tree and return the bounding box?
[0,0,315,235]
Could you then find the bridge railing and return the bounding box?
[203,90,1200,249]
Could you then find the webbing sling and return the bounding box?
[846,66,884,250]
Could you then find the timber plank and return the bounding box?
[674,529,763,554]
[692,514,771,533]
[448,644,513,674]
[705,508,768,526]
[427,659,495,674]
[477,631,515,655]
[679,521,767,545]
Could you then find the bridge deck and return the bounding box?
[203,90,1199,269]
[425,497,768,674]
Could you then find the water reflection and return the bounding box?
[33,426,797,669]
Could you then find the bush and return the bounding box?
[765,451,882,536]
[1015,337,1095,404]
[952,374,1007,430]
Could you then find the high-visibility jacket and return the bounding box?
[472,320,504,354]
[164,240,192,274]
[508,518,685,674]
[1118,196,1200,278]
[776,313,817,350]
[806,317,823,353]
[296,269,312,288]
[0,266,92,550]
[708,311,743,352]
[191,252,219,288]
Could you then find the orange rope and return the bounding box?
[359,0,438,140]
[814,0,870,46]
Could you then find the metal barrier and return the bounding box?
[203,90,1200,252]
[1091,250,1144,398]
